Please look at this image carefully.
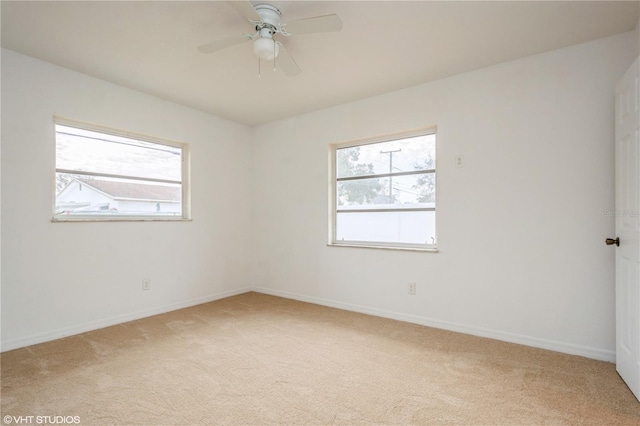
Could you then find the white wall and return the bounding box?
[1,49,253,350]
[251,31,639,361]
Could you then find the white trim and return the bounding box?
[328,145,337,245]
[252,286,616,363]
[51,216,189,222]
[331,126,437,150]
[0,287,252,352]
[327,242,438,252]
[181,143,192,220]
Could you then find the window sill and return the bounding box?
[51,216,192,223]
[327,243,438,253]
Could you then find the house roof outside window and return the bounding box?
[73,178,180,202]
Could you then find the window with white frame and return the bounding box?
[53,119,189,221]
[331,130,436,249]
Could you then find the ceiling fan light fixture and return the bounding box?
[253,37,279,60]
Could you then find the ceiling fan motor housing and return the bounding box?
[254,4,282,35]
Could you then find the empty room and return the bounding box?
[2,1,640,424]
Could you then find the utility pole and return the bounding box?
[380,148,401,202]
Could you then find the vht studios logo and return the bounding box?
[3,416,81,425]
[604,209,640,217]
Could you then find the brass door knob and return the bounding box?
[605,237,620,246]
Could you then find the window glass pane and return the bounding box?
[55,124,182,182]
[332,130,436,248]
[336,211,436,246]
[55,173,181,216]
[337,173,435,208]
[336,134,435,178]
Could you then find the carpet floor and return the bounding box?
[1,292,639,425]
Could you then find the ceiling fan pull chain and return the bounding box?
[273,38,277,71]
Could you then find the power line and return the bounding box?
[56,131,180,155]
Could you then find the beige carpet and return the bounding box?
[1,292,639,425]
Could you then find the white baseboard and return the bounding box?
[252,286,616,363]
[3,286,615,363]
[1,287,252,352]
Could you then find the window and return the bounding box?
[330,130,436,250]
[53,119,189,221]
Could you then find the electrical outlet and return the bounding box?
[142,279,151,291]
[408,282,416,295]
[455,155,464,168]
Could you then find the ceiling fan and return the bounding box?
[197,1,343,76]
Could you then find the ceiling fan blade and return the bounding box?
[197,34,251,54]
[229,0,261,22]
[284,14,343,36]
[276,43,301,77]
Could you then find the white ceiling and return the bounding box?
[2,1,639,126]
